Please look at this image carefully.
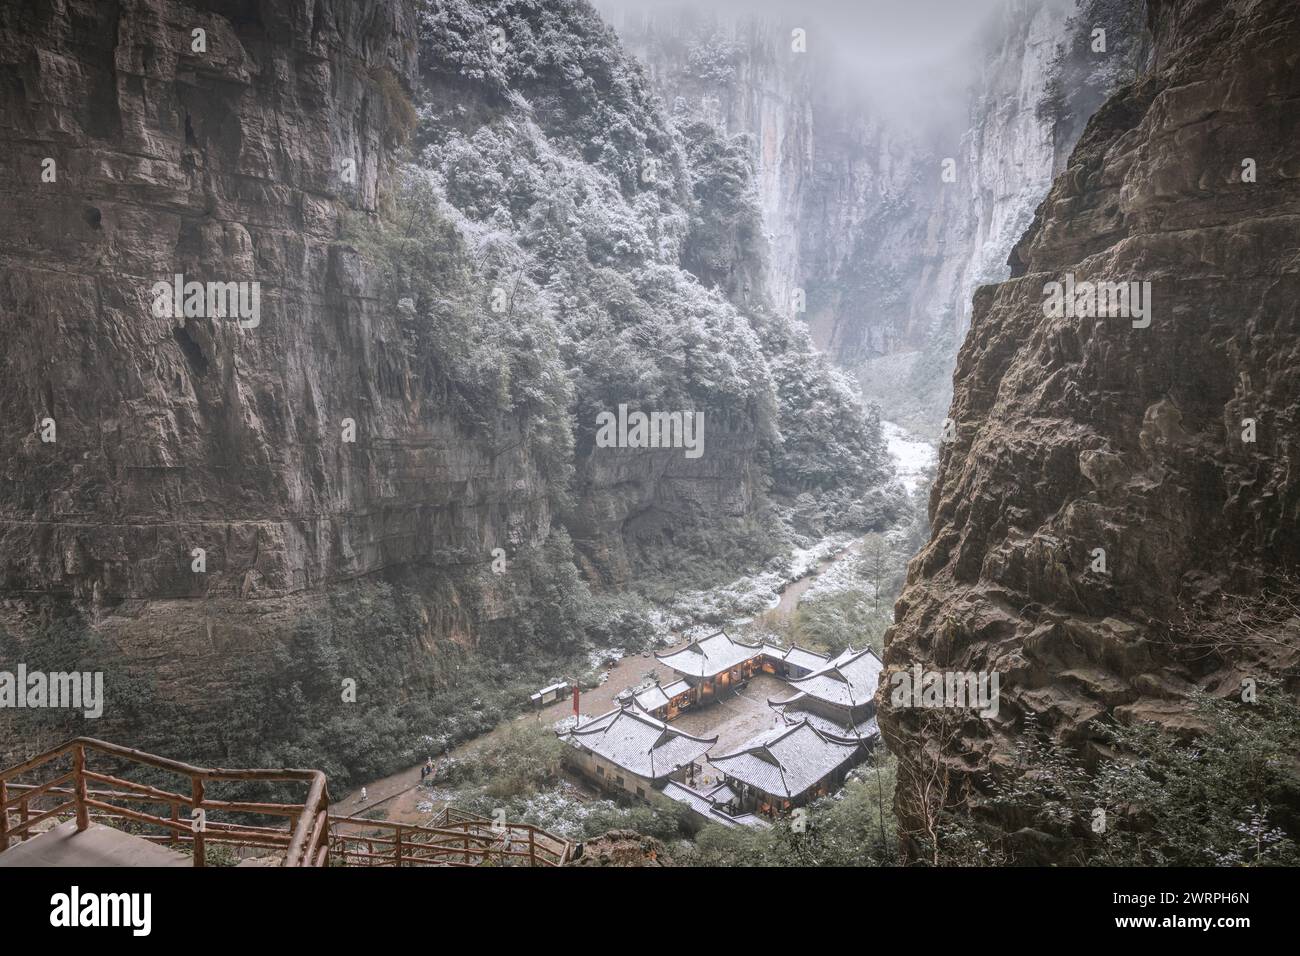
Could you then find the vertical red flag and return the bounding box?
[572,684,580,717]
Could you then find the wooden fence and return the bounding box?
[2,739,569,867]
[0,737,329,866]
[328,806,569,866]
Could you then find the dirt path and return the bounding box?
[338,536,869,824]
[334,650,674,823]
[761,539,861,622]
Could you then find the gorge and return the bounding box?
[0,0,1296,871]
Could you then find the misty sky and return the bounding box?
[593,0,1060,131]
[596,0,1018,74]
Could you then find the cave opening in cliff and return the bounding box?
[172,324,209,376]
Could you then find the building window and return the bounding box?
[596,765,604,776]
[637,787,645,798]
[616,775,625,786]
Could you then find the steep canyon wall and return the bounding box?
[879,0,1300,856]
[609,0,1146,434]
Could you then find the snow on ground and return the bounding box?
[512,783,625,840]
[586,645,625,669]
[796,423,934,605]
[657,532,856,634]
[583,424,934,662]
[800,547,870,603]
[416,786,459,808]
[882,419,936,495]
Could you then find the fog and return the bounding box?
[596,0,1076,131]
[600,0,1007,70]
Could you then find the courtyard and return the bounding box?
[668,672,795,784]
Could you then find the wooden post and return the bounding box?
[191,777,205,868]
[0,779,8,851]
[72,745,89,832]
[394,824,403,867]
[19,794,29,842]
[528,827,536,867]
[170,803,179,845]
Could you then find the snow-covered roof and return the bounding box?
[770,693,880,742]
[714,809,771,829]
[662,780,715,816]
[661,781,770,830]
[663,678,691,698]
[631,684,669,711]
[560,702,716,781]
[778,646,884,709]
[624,678,692,712]
[709,719,859,799]
[656,631,762,679]
[704,781,738,805]
[776,644,832,672]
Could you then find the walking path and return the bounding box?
[340,420,934,824]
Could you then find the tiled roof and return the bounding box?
[656,631,762,679]
[662,678,691,698]
[705,782,738,805]
[770,693,880,742]
[561,702,716,781]
[714,809,771,829]
[781,646,884,708]
[627,678,693,712]
[661,781,771,830]
[781,645,832,672]
[759,643,831,672]
[709,719,859,799]
[662,780,715,816]
[632,684,669,711]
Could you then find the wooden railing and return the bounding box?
[2,739,570,868]
[0,738,330,867]
[328,806,569,866]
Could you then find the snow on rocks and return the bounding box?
[663,532,857,627]
[882,420,936,495]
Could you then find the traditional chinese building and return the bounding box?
[654,631,764,704]
[558,700,716,800]
[758,642,833,680]
[616,677,694,720]
[768,646,884,744]
[661,780,770,831]
[708,719,863,815]
[655,632,839,705]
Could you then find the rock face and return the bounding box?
[566,418,760,585]
[609,0,1146,435]
[879,0,1300,856]
[0,0,573,730]
[0,0,881,758]
[0,0,547,607]
[0,0,769,610]
[569,828,670,866]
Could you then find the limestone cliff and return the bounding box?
[0,0,889,773]
[607,1,1146,439]
[879,0,1300,858]
[0,0,794,618]
[0,0,575,764]
[0,0,525,608]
